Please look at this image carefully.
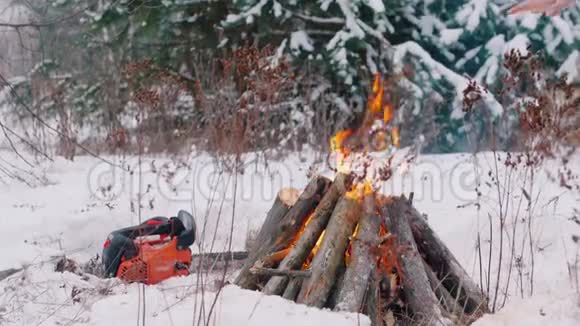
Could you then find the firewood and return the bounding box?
[403,198,488,314]
[190,251,249,271]
[235,177,330,289]
[262,173,350,295]
[282,278,303,301]
[364,269,382,326]
[325,264,346,309]
[252,248,291,269]
[297,195,362,308]
[381,196,450,326]
[423,260,462,318]
[250,267,311,278]
[191,251,248,261]
[252,188,300,251]
[334,194,381,313]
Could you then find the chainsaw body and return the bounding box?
[102,210,195,285]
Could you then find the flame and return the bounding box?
[345,179,374,201]
[368,74,398,149]
[291,211,315,247]
[391,127,400,148]
[330,129,353,173]
[369,74,383,114]
[303,230,326,269]
[383,104,393,123]
[330,129,352,153]
[314,230,325,253]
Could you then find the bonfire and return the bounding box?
[234,75,488,325]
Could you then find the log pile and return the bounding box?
[235,175,488,325]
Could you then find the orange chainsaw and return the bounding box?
[102,210,196,285]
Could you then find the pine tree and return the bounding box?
[387,0,579,151]
[224,0,395,93]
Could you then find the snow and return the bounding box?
[505,34,530,52]
[0,148,579,325]
[487,35,506,55]
[364,0,385,13]
[474,290,580,326]
[418,15,446,37]
[440,28,463,45]
[519,14,540,30]
[456,46,482,69]
[557,50,579,81]
[272,1,283,18]
[89,284,368,326]
[224,0,269,25]
[334,0,365,39]
[290,31,314,52]
[456,0,489,32]
[550,16,575,44]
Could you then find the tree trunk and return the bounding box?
[297,195,362,308]
[262,173,349,295]
[381,196,449,326]
[235,177,330,289]
[334,194,381,312]
[403,198,488,315]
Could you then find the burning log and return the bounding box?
[296,195,362,308]
[334,193,381,313]
[381,196,450,326]
[262,173,350,295]
[235,177,330,290]
[403,199,489,315]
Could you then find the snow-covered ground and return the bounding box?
[0,149,578,325]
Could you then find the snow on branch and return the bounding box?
[394,41,503,119]
[293,13,345,25]
[225,0,269,25]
